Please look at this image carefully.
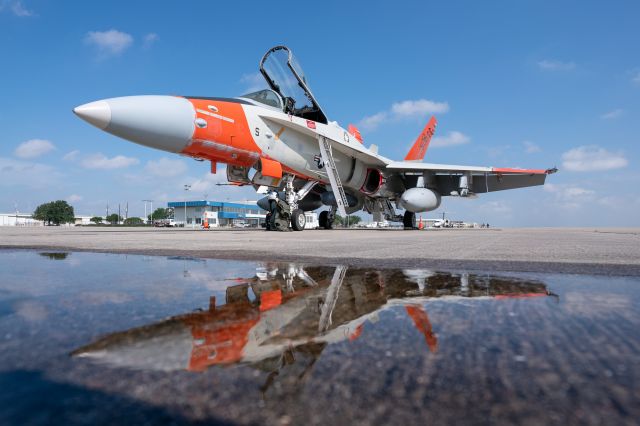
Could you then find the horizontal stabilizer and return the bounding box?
[404,116,437,161]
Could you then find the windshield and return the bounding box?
[240,89,283,109]
[259,46,328,124]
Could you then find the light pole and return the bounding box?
[184,184,191,228]
[143,199,153,225]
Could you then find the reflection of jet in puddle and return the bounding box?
[72,265,554,392]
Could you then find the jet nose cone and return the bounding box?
[73,100,112,130]
[73,95,195,154]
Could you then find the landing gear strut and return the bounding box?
[403,211,417,229]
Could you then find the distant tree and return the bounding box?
[333,214,362,227]
[90,216,103,224]
[33,200,75,226]
[148,207,171,221]
[346,215,362,226]
[124,217,144,226]
[33,204,47,223]
[105,213,122,224]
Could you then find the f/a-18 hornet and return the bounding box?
[74,45,556,231]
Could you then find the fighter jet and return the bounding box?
[71,265,554,382]
[74,45,556,231]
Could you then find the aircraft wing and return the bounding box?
[261,116,389,167]
[387,162,494,173]
[386,161,557,194]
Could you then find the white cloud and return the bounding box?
[189,169,229,193]
[85,30,133,57]
[601,109,623,120]
[66,194,83,203]
[11,0,31,16]
[14,139,55,159]
[632,71,640,85]
[359,112,387,131]
[390,99,449,117]
[537,59,575,71]
[359,98,449,131]
[544,183,595,209]
[430,131,470,148]
[0,1,33,16]
[562,146,628,172]
[240,72,267,93]
[144,157,188,177]
[0,157,62,189]
[523,141,541,154]
[81,153,139,170]
[143,33,158,48]
[63,150,80,161]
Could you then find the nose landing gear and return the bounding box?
[291,209,306,231]
[265,176,316,232]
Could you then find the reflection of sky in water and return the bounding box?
[0,249,639,425]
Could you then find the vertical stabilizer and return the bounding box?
[404,116,437,161]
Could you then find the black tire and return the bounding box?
[291,209,306,231]
[265,213,272,231]
[403,211,416,229]
[319,210,333,229]
[319,211,327,228]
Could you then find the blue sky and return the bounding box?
[1,0,639,226]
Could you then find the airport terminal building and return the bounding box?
[168,200,266,227]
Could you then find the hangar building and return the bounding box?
[168,200,266,227]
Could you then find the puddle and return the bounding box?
[0,250,638,425]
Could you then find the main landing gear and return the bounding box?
[403,211,417,229]
[318,209,335,230]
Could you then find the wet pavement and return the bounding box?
[0,250,639,425]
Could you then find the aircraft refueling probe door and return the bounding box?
[260,45,328,124]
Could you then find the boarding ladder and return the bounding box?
[318,135,348,217]
[318,266,348,332]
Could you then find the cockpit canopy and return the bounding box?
[240,89,283,110]
[258,45,328,124]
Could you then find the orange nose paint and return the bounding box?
[182,98,260,167]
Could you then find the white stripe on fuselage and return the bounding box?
[195,108,235,123]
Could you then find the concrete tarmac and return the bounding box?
[2,226,639,276]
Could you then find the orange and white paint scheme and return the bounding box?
[71,265,554,376]
[74,45,556,230]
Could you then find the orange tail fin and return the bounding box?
[348,124,363,144]
[404,116,437,161]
